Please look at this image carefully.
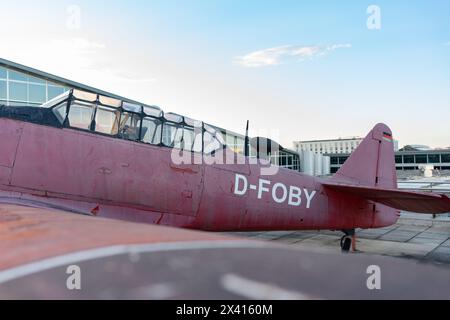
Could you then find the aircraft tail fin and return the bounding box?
[325,124,450,214]
[330,123,397,189]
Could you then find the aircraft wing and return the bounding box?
[322,182,450,214]
[2,202,450,299]
[0,202,239,273]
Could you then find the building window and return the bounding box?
[279,155,286,166]
[415,154,428,164]
[287,155,295,170]
[403,155,415,164]
[29,84,46,103]
[442,154,450,163]
[0,80,6,100]
[28,75,46,85]
[428,154,440,164]
[48,85,66,100]
[0,67,71,106]
[9,70,28,82]
[0,67,6,79]
[338,156,349,165]
[395,155,403,164]
[9,82,27,102]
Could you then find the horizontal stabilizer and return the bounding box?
[323,182,450,214]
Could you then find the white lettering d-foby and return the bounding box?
[234,174,316,209]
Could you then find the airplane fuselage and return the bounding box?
[0,117,399,231]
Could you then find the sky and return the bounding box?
[0,0,449,148]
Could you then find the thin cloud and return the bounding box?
[234,44,351,68]
[52,38,106,55]
[43,38,156,83]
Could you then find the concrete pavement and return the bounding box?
[228,213,450,266]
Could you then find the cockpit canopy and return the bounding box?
[41,89,226,154]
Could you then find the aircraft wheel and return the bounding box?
[340,235,352,253]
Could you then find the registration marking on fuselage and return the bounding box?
[233,174,317,209]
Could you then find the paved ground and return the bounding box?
[3,241,450,299]
[227,213,450,266]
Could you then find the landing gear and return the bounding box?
[340,229,356,253]
[340,235,352,252]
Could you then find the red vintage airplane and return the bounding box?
[0,89,449,252]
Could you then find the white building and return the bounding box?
[294,137,399,155]
[294,137,364,155]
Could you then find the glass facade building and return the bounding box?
[328,151,450,174]
[220,129,301,172]
[0,65,69,107]
[270,151,301,172]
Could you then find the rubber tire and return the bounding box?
[341,236,352,253]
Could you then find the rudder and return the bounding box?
[331,123,397,189]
